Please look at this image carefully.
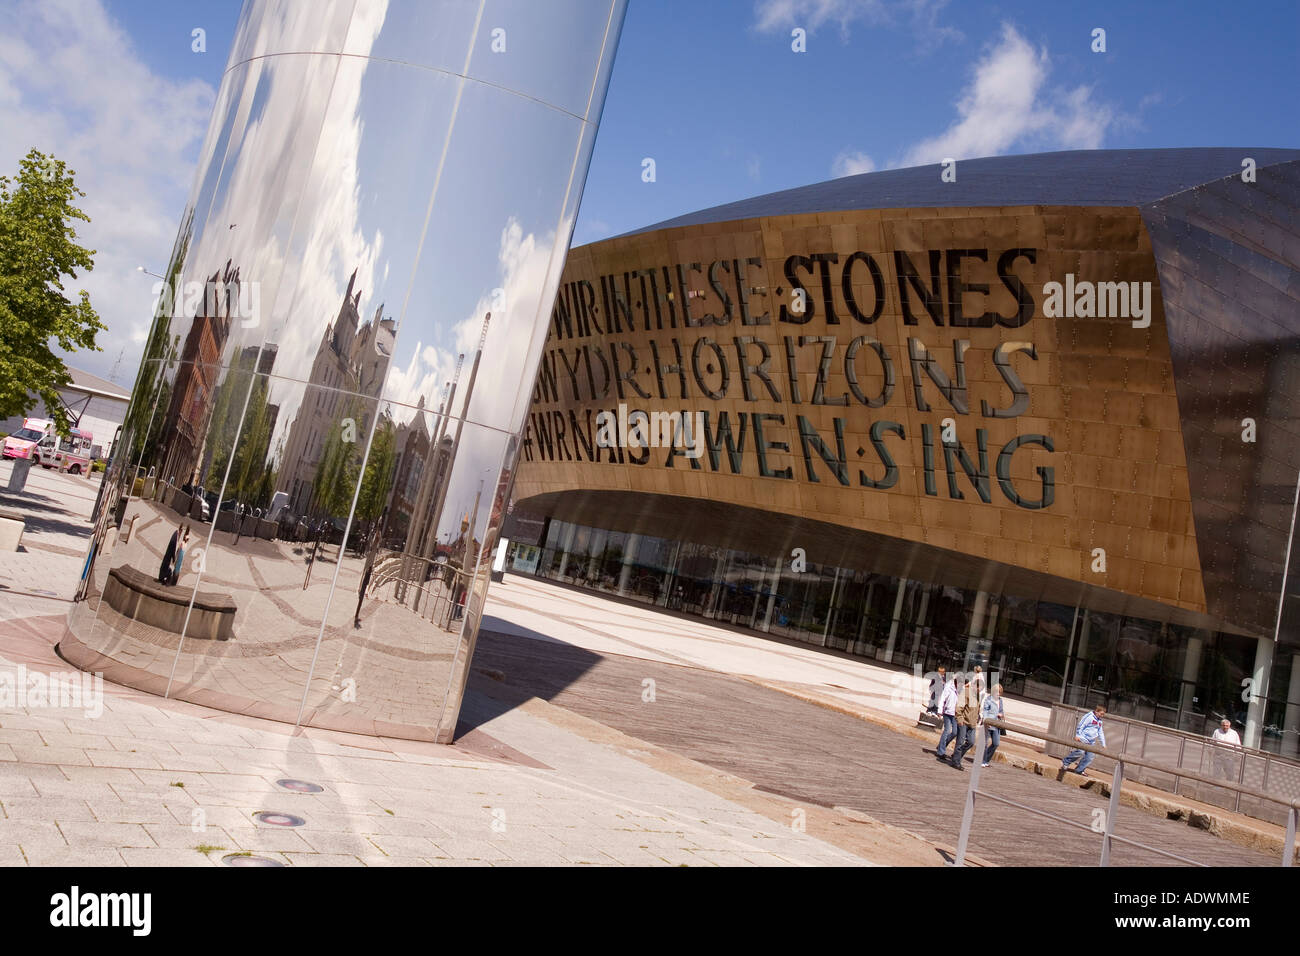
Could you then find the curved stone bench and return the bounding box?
[103,565,236,641]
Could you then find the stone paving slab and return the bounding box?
[466,627,1279,867]
[3,523,1282,869]
[0,605,887,866]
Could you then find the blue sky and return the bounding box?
[1,0,1296,383]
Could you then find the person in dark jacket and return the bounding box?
[169,525,190,586]
[949,678,980,770]
[158,524,180,584]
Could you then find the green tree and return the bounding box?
[350,414,397,531]
[228,374,275,505]
[0,149,106,435]
[123,210,191,470]
[312,401,360,519]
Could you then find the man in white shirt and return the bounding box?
[935,675,960,763]
[1211,719,1242,780]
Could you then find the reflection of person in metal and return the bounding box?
[158,523,180,584]
[451,579,466,621]
[169,525,191,587]
[354,552,374,628]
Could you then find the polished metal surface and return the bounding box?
[66,0,626,742]
[1143,159,1300,639]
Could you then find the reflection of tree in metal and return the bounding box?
[204,345,279,509]
[62,0,629,743]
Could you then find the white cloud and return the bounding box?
[746,155,762,181]
[753,0,959,45]
[384,214,573,438]
[898,23,1114,167]
[832,149,876,177]
[0,0,214,385]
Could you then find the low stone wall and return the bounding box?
[102,564,236,641]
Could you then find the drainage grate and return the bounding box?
[223,854,285,867]
[254,811,306,827]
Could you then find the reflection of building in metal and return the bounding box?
[385,399,457,549]
[512,148,1300,754]
[159,261,238,486]
[279,270,395,515]
[396,313,492,611]
[385,395,430,542]
[198,344,280,507]
[60,0,627,745]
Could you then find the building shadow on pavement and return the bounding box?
[454,622,601,737]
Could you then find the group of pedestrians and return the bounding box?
[929,666,1005,771]
[927,667,1248,788]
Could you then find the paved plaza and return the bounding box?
[0,460,1290,866]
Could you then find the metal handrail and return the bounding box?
[1050,702,1300,770]
[954,718,1300,867]
[1050,703,1300,822]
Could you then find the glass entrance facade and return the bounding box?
[520,518,1299,756]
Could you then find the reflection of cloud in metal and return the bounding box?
[384,214,573,437]
[184,2,389,451]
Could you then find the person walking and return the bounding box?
[158,523,180,584]
[980,683,1006,767]
[1061,704,1107,776]
[1210,718,1242,780]
[949,677,980,770]
[935,673,960,762]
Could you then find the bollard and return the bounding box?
[7,457,32,493]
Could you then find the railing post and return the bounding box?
[1101,757,1125,867]
[954,723,987,867]
[1234,746,1246,813]
[1284,806,1296,868]
[1174,737,1186,795]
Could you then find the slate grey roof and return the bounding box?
[617,147,1300,237]
[67,366,131,401]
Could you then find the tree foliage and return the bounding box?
[0,149,106,435]
[124,210,190,469]
[312,404,398,530]
[351,413,397,525]
[312,401,359,519]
